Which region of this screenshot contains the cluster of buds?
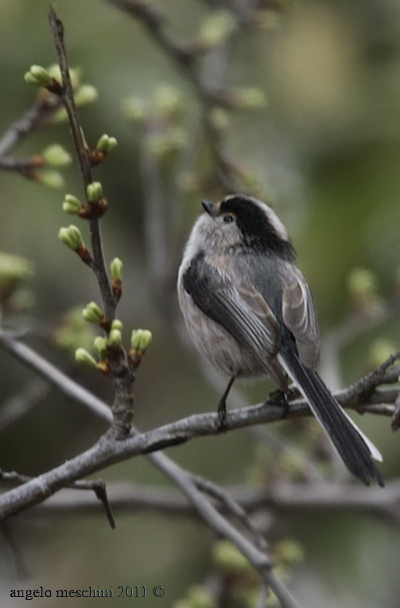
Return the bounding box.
[29,144,72,190]
[196,10,237,52]
[174,584,215,608]
[16,144,71,192]
[122,97,148,124]
[24,64,63,95]
[0,252,34,313]
[50,306,97,355]
[368,338,396,370]
[124,84,186,169]
[90,134,118,166]
[85,181,108,218]
[154,84,184,122]
[61,181,109,220]
[347,268,382,317]
[75,317,152,375]
[42,144,72,168]
[148,128,187,168]
[62,194,83,215]
[24,63,98,125]
[82,301,109,331]
[58,225,92,265]
[75,319,124,375]
[51,84,98,125]
[226,87,267,111]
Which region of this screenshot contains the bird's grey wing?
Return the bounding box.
[182,252,281,362]
[282,265,320,369]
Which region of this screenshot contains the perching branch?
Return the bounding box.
[0,328,398,522]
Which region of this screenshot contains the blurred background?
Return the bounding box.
[1,0,400,606]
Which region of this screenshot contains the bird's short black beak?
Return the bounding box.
[202,200,214,215]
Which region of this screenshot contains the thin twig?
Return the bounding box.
[18,478,400,525]
[48,8,135,437]
[0,377,51,433]
[194,475,268,551]
[0,469,116,528]
[48,8,115,322]
[0,96,62,159]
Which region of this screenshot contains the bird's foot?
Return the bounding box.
[217,398,227,432]
[269,388,290,418]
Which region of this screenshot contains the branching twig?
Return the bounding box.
[194,475,268,551]
[0,469,116,529]
[49,8,135,438]
[49,8,114,321]
[0,96,62,159]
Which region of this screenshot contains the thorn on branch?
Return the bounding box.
[92,480,116,529]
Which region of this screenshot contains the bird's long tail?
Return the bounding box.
[278,344,384,487]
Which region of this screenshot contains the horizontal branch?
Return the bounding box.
[26,478,400,523]
[0,336,397,520]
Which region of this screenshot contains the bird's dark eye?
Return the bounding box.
[223,213,234,224]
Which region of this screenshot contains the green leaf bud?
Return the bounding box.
[47,64,81,89]
[24,65,52,87]
[87,181,103,202]
[0,253,34,284]
[8,288,34,313]
[51,306,96,354]
[93,336,108,359]
[58,225,84,251]
[62,194,81,214]
[24,72,40,85]
[186,586,216,608]
[108,328,122,348]
[231,87,267,110]
[148,127,187,163]
[111,319,123,332]
[110,258,123,280]
[199,10,236,48]
[272,539,304,566]
[122,97,148,123]
[68,225,84,248]
[212,540,251,575]
[51,107,68,124]
[75,348,98,368]
[82,301,103,324]
[368,338,396,369]
[0,253,34,302]
[348,268,376,300]
[209,108,230,132]
[47,64,62,83]
[38,170,65,190]
[96,134,118,153]
[43,144,72,168]
[74,84,98,107]
[130,329,152,354]
[155,84,184,121]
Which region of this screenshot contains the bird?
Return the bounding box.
[177,194,384,487]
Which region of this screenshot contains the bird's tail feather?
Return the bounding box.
[277,348,384,487]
